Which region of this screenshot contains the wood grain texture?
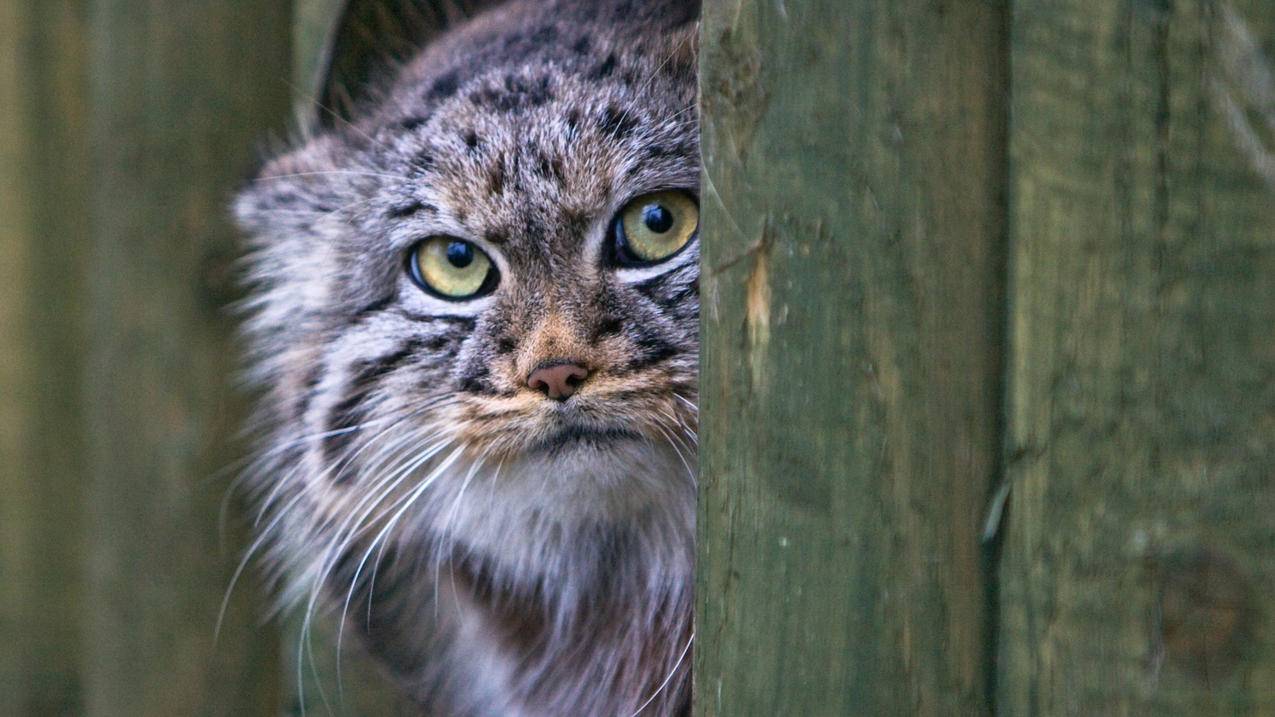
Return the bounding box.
[80,2,293,714]
[997,0,1275,713]
[0,2,90,714]
[695,1,1009,714]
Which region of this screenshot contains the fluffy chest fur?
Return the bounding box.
[234,1,700,714]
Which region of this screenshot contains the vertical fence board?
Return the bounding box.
[0,2,90,714]
[81,2,293,714]
[295,0,346,112]
[999,0,1275,713]
[696,0,1009,713]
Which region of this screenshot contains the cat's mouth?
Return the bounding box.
[528,423,644,453]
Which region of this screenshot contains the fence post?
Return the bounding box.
[0,2,90,714]
[998,1,1275,711]
[696,1,1010,713]
[79,2,292,714]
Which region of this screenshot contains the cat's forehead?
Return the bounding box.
[408,77,694,241]
[345,1,699,258]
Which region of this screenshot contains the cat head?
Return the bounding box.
[234,0,700,567]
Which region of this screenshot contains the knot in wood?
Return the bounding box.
[1158,549,1251,681]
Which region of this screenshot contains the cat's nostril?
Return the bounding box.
[527,361,590,401]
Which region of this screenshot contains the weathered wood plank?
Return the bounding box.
[696,1,1009,713]
[998,0,1275,712]
[296,0,347,109]
[0,2,90,714]
[80,2,294,714]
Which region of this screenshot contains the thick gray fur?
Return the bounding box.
[233,1,700,714]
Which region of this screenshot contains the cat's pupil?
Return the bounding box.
[446,241,475,268]
[642,204,674,233]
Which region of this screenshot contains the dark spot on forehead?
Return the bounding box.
[471,74,555,114]
[572,36,591,54]
[487,160,506,196]
[484,229,507,245]
[412,151,435,173]
[593,54,618,79]
[565,109,581,136]
[428,71,461,101]
[522,216,547,242]
[463,130,482,151]
[598,105,639,139]
[533,150,565,184]
[398,115,430,131]
[530,25,558,44]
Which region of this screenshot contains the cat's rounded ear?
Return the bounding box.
[310,0,508,130]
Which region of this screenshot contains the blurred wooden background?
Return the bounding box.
[0,1,416,714]
[3,1,1274,716]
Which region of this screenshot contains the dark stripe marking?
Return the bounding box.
[322,339,425,479]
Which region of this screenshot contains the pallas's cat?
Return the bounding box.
[233,1,700,713]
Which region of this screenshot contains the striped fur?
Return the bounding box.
[233,1,700,714]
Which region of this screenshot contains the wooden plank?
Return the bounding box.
[298,0,501,127]
[696,1,1009,713]
[80,2,293,714]
[0,2,90,714]
[998,0,1275,712]
[295,0,347,109]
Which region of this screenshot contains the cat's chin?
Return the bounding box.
[475,432,691,520]
[410,433,696,576]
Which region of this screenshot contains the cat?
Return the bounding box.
[233,1,701,713]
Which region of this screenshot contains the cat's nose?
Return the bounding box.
[527,360,590,401]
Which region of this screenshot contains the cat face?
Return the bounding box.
[234,0,700,561]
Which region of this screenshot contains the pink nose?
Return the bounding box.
[527,361,589,401]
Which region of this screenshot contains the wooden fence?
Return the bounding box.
[1,0,1272,715]
[699,0,1275,714]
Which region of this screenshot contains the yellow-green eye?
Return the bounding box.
[612,190,699,265]
[407,237,497,300]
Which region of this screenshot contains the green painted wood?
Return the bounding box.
[296,0,348,110]
[997,0,1275,713]
[80,2,294,714]
[0,2,90,714]
[695,1,1009,714]
[298,0,501,127]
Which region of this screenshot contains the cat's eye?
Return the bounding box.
[407,237,497,300]
[611,190,698,266]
